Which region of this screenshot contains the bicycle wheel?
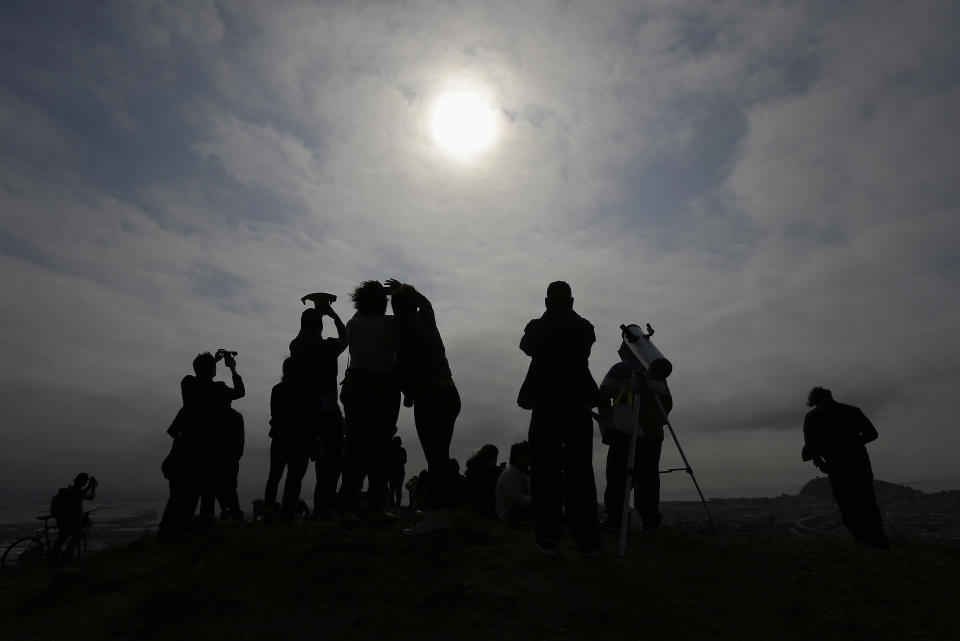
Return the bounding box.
[1,537,44,576]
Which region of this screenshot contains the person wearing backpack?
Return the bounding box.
[50,473,97,564]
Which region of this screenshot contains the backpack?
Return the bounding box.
[49,488,69,520]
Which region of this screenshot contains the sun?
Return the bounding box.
[429,89,498,158]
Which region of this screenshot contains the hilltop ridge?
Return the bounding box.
[1,506,959,641]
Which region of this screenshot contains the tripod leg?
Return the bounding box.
[619,395,642,557]
[655,396,726,548]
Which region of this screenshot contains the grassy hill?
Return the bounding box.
[2,509,958,641]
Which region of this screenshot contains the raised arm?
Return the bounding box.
[223,353,245,400]
[857,409,879,444]
[325,304,348,355]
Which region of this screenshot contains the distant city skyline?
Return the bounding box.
[1,1,959,502]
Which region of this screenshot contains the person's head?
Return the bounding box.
[351,280,388,316]
[300,308,321,332]
[807,386,834,407]
[509,441,530,470]
[469,444,499,468]
[281,357,294,382]
[390,284,418,318]
[73,473,90,487]
[193,352,216,380]
[545,280,573,311]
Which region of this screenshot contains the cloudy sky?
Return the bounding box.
[2,1,958,503]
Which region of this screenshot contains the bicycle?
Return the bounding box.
[1,510,95,576]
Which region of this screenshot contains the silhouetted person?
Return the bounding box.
[159,350,244,541]
[338,281,401,519]
[387,435,407,510]
[388,279,461,535]
[264,358,297,513]
[496,441,532,522]
[518,281,603,555]
[599,340,672,530]
[802,386,888,549]
[50,473,97,564]
[213,403,245,520]
[405,473,422,510]
[465,444,501,517]
[289,295,347,518]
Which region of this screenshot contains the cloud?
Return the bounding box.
[1,0,958,501]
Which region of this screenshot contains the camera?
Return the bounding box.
[214,349,238,362]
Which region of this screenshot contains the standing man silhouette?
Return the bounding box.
[802,386,888,549]
[518,281,603,556]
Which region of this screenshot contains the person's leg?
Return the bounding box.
[528,407,564,546]
[264,438,287,507]
[221,459,242,518]
[367,388,402,513]
[159,478,185,540]
[197,447,218,520]
[844,463,887,548]
[51,525,69,563]
[314,414,344,515]
[633,439,663,529]
[414,386,460,508]
[281,452,310,517]
[60,527,80,562]
[394,477,404,509]
[561,409,602,552]
[603,434,629,526]
[339,401,374,514]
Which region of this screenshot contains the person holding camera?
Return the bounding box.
[159,350,244,541]
[517,281,603,556]
[50,473,97,564]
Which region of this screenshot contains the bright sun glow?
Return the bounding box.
[429,90,498,158]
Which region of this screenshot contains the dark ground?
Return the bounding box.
[1,502,959,641]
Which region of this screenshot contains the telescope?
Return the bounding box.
[620,323,672,379]
[612,322,724,555]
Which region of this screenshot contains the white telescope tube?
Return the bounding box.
[620,324,672,379]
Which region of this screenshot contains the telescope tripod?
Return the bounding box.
[617,370,726,556]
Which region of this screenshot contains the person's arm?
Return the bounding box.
[83,479,97,501]
[801,415,827,471]
[519,320,539,357]
[223,353,245,400]
[316,299,347,355]
[857,409,879,444]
